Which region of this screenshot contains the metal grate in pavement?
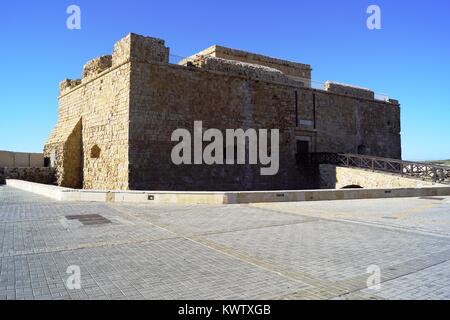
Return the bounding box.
[65,214,112,226]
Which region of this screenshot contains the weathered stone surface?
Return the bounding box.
[59,79,82,95]
[112,33,169,66]
[180,55,300,87]
[320,165,444,189]
[0,167,55,184]
[0,151,44,167]
[82,55,112,80]
[44,33,401,191]
[179,45,312,85]
[324,81,375,100]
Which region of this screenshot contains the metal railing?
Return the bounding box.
[312,153,450,184]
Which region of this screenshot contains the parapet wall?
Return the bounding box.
[112,33,169,66]
[180,45,311,83]
[0,167,55,185]
[324,81,375,100]
[320,165,445,189]
[0,151,44,167]
[83,55,112,80]
[57,33,170,96]
[6,179,450,204]
[183,55,301,86]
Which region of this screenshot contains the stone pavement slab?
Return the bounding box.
[1,185,450,300]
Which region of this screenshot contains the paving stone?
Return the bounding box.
[1,186,450,300]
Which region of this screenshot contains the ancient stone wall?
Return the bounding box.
[129,61,319,191]
[112,33,169,65]
[44,36,135,190]
[319,165,445,189]
[83,55,112,80]
[0,151,44,167]
[0,167,55,185]
[324,81,375,100]
[128,58,400,191]
[313,89,401,158]
[181,55,300,87]
[45,33,401,191]
[180,45,312,84]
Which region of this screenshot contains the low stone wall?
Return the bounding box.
[320,165,446,189]
[0,151,44,167]
[0,168,55,185]
[6,179,450,204]
[182,55,300,86]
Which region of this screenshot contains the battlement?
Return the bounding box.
[59,79,82,95]
[82,55,112,81]
[59,33,171,95]
[324,81,375,100]
[112,33,169,66]
[181,55,300,86]
[179,45,312,85]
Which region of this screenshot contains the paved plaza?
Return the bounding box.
[1,185,450,300]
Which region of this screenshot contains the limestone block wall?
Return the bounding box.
[128,62,319,191]
[180,45,312,84]
[0,151,44,167]
[181,55,300,87]
[60,79,82,95]
[320,165,444,189]
[313,89,401,159]
[0,167,55,185]
[45,33,170,190]
[112,33,169,65]
[83,55,112,80]
[44,33,402,191]
[45,59,132,190]
[80,62,131,190]
[127,58,400,191]
[324,81,375,100]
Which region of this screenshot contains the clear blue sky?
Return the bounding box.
[0,0,449,160]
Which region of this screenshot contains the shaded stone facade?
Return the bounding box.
[44,33,401,191]
[0,167,55,185]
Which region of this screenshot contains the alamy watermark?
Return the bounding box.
[66,265,81,290]
[171,121,280,176]
[367,5,381,30]
[66,5,81,30]
[366,265,381,290]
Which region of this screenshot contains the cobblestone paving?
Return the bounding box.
[1,185,449,300]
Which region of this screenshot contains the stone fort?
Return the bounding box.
[44,33,401,191]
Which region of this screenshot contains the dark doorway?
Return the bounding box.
[296,140,310,166]
[357,145,367,155]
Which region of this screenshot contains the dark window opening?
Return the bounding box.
[90,145,101,159]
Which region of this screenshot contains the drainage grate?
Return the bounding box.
[419,197,445,201]
[65,214,112,226]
